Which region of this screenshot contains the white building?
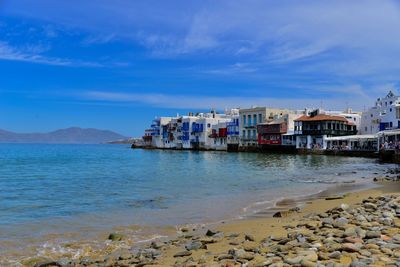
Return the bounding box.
[144,110,236,150]
[360,91,400,135]
[239,107,294,147]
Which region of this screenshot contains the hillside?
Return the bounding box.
[0,127,128,144]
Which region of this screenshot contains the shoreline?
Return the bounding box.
[154,180,400,266]
[14,170,399,267]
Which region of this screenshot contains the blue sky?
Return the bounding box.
[1,0,400,136]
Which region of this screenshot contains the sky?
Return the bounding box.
[1,0,400,136]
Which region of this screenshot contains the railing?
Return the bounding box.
[241,137,258,142]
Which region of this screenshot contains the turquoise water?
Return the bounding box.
[0,144,391,262]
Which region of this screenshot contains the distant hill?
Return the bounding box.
[0,127,128,144]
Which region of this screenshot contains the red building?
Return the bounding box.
[257,122,287,145]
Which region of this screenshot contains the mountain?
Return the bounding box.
[0,127,128,144]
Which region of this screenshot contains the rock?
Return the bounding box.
[300,259,316,267]
[151,241,164,249]
[199,237,217,244]
[273,210,295,217]
[340,255,353,266]
[107,233,123,241]
[174,251,192,257]
[328,251,341,259]
[243,241,259,252]
[325,196,344,200]
[365,231,381,239]
[185,241,206,251]
[205,229,218,236]
[34,261,61,267]
[344,236,363,244]
[363,203,377,210]
[341,243,360,253]
[180,227,189,232]
[234,249,255,260]
[217,254,234,261]
[299,251,318,262]
[245,234,255,241]
[284,256,303,265]
[344,227,357,237]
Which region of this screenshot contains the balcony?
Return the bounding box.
[241,137,258,142]
[301,129,357,136]
[243,123,257,128]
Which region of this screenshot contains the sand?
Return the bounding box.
[153,181,400,266]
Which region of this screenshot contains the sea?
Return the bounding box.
[0,143,394,265]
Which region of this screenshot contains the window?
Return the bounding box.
[243,115,246,125]
[397,107,400,119]
[242,130,246,137]
[365,127,367,132]
[370,114,373,118]
[207,123,211,128]
[258,114,262,123]
[248,115,251,126]
[390,108,393,112]
[390,122,393,128]
[253,114,257,125]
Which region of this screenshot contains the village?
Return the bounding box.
[138,91,400,160]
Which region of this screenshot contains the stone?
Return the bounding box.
[340,255,353,266]
[205,229,218,236]
[234,249,255,260]
[245,234,255,242]
[363,202,377,210]
[243,241,259,252]
[328,251,341,259]
[284,256,303,265]
[185,241,205,251]
[299,251,318,262]
[300,259,316,267]
[341,243,360,252]
[217,254,234,261]
[107,233,123,241]
[173,251,192,257]
[151,241,164,249]
[325,196,344,200]
[34,261,61,267]
[365,231,381,239]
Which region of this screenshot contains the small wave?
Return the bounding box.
[291,178,339,184]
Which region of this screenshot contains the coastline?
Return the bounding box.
[154,180,400,266]
[18,173,400,267]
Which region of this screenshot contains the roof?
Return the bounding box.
[294,114,349,123]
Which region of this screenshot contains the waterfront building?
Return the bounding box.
[226,116,240,151]
[143,110,235,150]
[360,91,400,134]
[294,110,357,150]
[239,107,294,148]
[257,113,303,150]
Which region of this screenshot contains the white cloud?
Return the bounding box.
[79,88,388,111]
[0,41,102,67]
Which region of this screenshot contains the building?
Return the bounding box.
[239,107,294,148]
[143,110,236,150]
[294,110,357,150]
[257,113,303,150]
[360,91,400,134]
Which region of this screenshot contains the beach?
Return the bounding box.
[25,177,400,267]
[1,145,399,266]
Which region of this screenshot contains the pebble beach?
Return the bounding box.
[27,174,400,267]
